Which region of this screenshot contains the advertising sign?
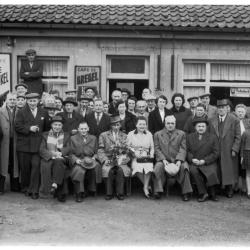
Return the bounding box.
[0,53,11,96]
[230,87,250,97]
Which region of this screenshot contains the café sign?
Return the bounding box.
[230,87,250,97]
[0,53,11,96]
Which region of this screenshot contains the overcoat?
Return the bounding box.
[86,112,110,138]
[206,105,217,119]
[186,132,219,185]
[0,106,12,177]
[170,106,192,131]
[97,130,131,178]
[210,113,241,186]
[69,132,102,183]
[20,60,43,95]
[15,105,46,153]
[148,107,173,135]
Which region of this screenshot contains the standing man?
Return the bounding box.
[65,89,77,100]
[20,49,43,95]
[16,94,27,110]
[108,89,122,115]
[142,88,152,100]
[15,93,46,199]
[85,87,96,99]
[0,93,19,193]
[135,100,149,121]
[210,99,241,198]
[15,83,28,96]
[199,92,217,119]
[153,115,193,201]
[127,96,137,115]
[145,94,157,113]
[187,96,199,117]
[76,94,92,119]
[121,88,131,102]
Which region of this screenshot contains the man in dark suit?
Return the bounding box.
[57,97,84,135]
[76,94,92,119]
[108,89,122,115]
[15,93,46,199]
[20,49,43,95]
[86,99,110,138]
[148,95,172,135]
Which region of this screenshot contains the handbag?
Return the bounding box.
[136,157,154,163]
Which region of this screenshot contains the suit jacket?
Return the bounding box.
[148,107,173,135]
[20,60,43,94]
[69,132,98,165]
[121,111,137,134]
[170,106,193,131]
[154,128,186,163]
[15,105,46,153]
[206,105,217,119]
[108,102,117,115]
[75,106,92,119]
[86,112,110,138]
[57,111,84,133]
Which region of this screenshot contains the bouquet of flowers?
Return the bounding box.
[108,145,134,167]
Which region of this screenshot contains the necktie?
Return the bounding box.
[68,113,72,119]
[96,113,100,125]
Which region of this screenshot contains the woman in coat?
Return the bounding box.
[127,116,154,198]
[187,117,220,202]
[39,116,71,202]
[170,93,192,131]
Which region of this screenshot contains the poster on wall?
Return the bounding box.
[0,53,11,96]
[75,66,101,100]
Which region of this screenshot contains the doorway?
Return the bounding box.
[108,79,149,101]
[210,86,250,107]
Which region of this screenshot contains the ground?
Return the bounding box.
[0,189,250,246]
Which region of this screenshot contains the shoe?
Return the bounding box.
[210,195,219,202]
[154,193,161,200]
[226,186,233,198]
[75,193,83,203]
[24,191,31,197]
[58,194,66,202]
[80,192,87,199]
[31,193,39,200]
[105,195,113,200]
[117,194,124,200]
[182,194,190,201]
[198,193,209,202]
[143,188,151,199]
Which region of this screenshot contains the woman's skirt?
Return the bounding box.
[131,159,153,175]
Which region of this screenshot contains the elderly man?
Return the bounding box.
[210,99,241,198]
[0,93,19,193]
[20,49,43,95]
[187,117,220,202]
[187,96,199,117]
[142,88,152,100]
[153,115,193,201]
[199,92,217,119]
[15,93,46,199]
[135,100,149,121]
[65,89,77,100]
[145,94,156,113]
[70,122,100,202]
[16,94,26,110]
[98,115,130,200]
[108,89,122,115]
[76,94,92,119]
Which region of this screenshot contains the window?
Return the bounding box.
[183,63,206,82]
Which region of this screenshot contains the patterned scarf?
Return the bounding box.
[47,129,64,152]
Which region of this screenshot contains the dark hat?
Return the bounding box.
[26,92,40,99]
[80,94,92,101]
[199,92,211,99]
[110,115,121,124]
[51,116,64,124]
[63,97,78,107]
[85,87,96,92]
[187,96,199,102]
[65,89,77,94]
[79,156,97,170]
[216,99,228,107]
[16,93,26,99]
[192,117,209,126]
[44,102,59,110]
[25,49,36,55]
[15,83,28,90]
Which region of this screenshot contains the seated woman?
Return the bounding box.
[186,117,220,202]
[39,116,71,202]
[127,116,154,198]
[69,121,100,203]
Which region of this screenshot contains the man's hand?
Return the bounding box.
[192,159,200,165]
[232,151,236,157]
[176,160,181,168]
[199,160,205,165]
[30,126,39,132]
[76,159,82,165]
[163,159,169,165]
[24,72,30,75]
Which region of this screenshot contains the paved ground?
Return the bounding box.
[0,189,250,246]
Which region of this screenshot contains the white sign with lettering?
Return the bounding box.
[230,87,250,97]
[0,54,11,96]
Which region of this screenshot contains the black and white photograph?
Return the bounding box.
[0,0,250,247]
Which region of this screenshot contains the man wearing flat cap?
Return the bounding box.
[85,87,96,99]
[20,49,43,95]
[187,117,220,202]
[187,96,199,117]
[76,94,92,119]
[199,92,217,119]
[57,97,84,135]
[145,94,157,113]
[43,102,60,131]
[15,92,46,199]
[121,88,131,102]
[15,83,28,96]
[210,99,241,198]
[65,89,77,100]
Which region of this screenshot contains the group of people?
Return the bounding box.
[0,49,250,203]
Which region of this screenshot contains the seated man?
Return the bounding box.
[39,116,71,202]
[153,115,193,201]
[98,115,131,200]
[69,122,100,202]
[187,117,220,202]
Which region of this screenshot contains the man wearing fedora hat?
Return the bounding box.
[69,122,100,202]
[15,92,46,199]
[57,97,84,135]
[187,117,220,202]
[199,92,217,119]
[210,99,241,198]
[98,115,131,200]
[39,116,71,202]
[16,94,26,110]
[20,49,43,95]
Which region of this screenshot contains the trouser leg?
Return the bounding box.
[29,153,40,194]
[177,165,193,195]
[246,169,250,195]
[52,159,66,185]
[18,152,31,192]
[115,167,124,195]
[153,162,166,193]
[189,165,207,195]
[85,168,96,192]
[106,168,115,195]
[0,175,6,192]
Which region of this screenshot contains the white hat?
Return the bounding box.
[164,162,180,176]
